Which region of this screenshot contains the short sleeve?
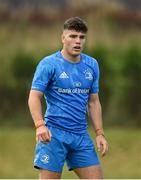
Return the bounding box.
[31,59,54,93]
[90,60,100,94]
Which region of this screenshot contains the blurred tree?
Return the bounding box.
[12,52,36,81]
[12,52,37,107]
[122,45,141,126]
[88,46,112,113]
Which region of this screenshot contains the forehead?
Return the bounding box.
[63,30,86,36]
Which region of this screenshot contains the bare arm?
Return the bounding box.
[88,93,108,156]
[88,93,103,131]
[28,90,51,142]
[28,90,44,124]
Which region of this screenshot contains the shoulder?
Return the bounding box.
[81,53,99,69]
[37,51,60,71]
[39,52,58,66]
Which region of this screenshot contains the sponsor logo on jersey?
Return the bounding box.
[58,88,89,94]
[59,72,69,79]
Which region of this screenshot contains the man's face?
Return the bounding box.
[61,30,86,57]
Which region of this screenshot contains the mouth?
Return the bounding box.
[73,46,81,51]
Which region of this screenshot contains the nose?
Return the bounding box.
[76,37,81,44]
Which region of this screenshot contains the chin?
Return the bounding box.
[72,51,81,57]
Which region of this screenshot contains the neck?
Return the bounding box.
[61,49,80,63]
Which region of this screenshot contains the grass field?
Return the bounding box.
[0,127,141,179]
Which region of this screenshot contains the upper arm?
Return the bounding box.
[28,90,44,101]
[88,93,100,107]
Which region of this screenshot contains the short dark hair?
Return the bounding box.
[63,17,88,33]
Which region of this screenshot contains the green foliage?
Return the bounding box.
[88,46,112,107]
[12,51,37,100]
[12,52,36,81]
[0,52,37,120]
[88,45,141,127]
[121,46,141,125]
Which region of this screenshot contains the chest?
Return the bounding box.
[53,63,94,89]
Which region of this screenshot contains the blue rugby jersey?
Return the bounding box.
[31,51,99,134]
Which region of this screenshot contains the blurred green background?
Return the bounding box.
[0,0,141,178]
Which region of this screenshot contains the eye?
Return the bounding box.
[80,35,85,39]
[70,35,77,38]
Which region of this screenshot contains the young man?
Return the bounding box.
[28,17,108,179]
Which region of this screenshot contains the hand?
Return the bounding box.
[96,134,108,157]
[36,125,52,143]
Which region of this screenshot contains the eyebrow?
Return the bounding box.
[69,34,86,38]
